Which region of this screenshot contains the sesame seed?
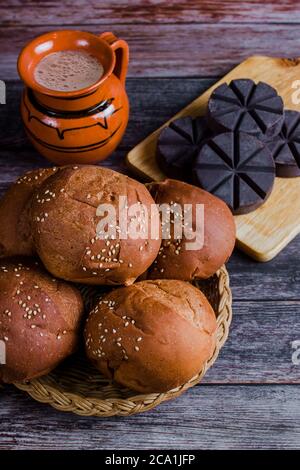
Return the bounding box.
[31,325,36,329]
[135,346,140,352]
[112,329,116,334]
[125,321,129,327]
[137,337,142,342]
[4,336,8,341]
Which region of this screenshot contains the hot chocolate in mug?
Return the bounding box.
[18,30,129,165]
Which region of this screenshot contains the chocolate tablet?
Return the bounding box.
[193,132,275,215]
[207,79,284,141]
[267,110,300,177]
[156,116,211,181]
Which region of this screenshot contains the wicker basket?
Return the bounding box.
[14,266,232,417]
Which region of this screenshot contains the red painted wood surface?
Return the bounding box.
[2,1,300,25]
[1,24,300,79]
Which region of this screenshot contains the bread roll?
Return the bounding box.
[84,279,217,393]
[0,258,84,383]
[147,179,236,280]
[0,168,57,258]
[31,165,161,285]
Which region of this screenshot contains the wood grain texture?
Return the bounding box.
[2,1,300,25]
[2,24,300,79]
[0,385,300,449]
[127,56,300,262]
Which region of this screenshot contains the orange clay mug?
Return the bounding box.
[17,30,129,165]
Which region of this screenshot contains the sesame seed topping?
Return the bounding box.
[135,346,140,352]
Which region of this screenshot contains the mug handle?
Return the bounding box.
[100,32,129,85]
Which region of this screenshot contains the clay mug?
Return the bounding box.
[17,30,129,165]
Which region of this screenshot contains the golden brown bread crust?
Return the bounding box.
[147,179,236,280]
[0,258,84,383]
[31,165,161,285]
[84,279,217,393]
[0,168,58,258]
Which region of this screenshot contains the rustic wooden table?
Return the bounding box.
[0,1,300,450]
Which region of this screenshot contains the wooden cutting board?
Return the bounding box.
[127,55,300,262]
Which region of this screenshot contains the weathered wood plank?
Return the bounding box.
[2,1,300,25]
[203,301,300,383]
[1,24,300,79]
[0,385,299,449]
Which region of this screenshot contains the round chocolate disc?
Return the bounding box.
[193,132,275,215]
[156,116,211,181]
[207,79,284,141]
[268,110,300,177]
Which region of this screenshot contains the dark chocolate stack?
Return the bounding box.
[156,78,299,215]
[157,116,211,182]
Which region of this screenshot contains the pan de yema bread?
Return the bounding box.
[147,179,236,280]
[0,168,57,258]
[84,279,217,393]
[0,258,83,383]
[31,166,161,286]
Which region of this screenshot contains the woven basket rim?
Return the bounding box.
[14,265,232,417]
